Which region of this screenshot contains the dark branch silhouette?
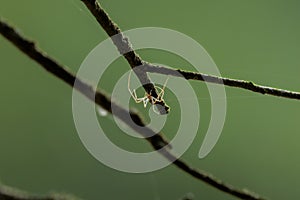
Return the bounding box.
[0,183,78,200]
[0,193,53,200]
[145,64,300,100]
[80,0,169,114]
[80,0,300,102]
[0,19,266,200]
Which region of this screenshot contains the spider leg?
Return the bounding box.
[127,70,135,98]
[128,69,166,110]
[128,70,143,103]
[129,88,143,104]
[132,89,144,103]
[160,76,169,98]
[154,76,169,101]
[142,95,149,108]
[155,86,164,100]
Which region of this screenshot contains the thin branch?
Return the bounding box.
[0,183,78,200]
[0,192,53,200]
[80,0,169,114]
[80,0,300,102]
[0,19,266,200]
[145,64,300,100]
[0,18,169,149]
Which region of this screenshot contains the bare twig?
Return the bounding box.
[145,64,300,100]
[0,18,169,149]
[0,19,266,200]
[80,0,169,114]
[0,192,53,200]
[0,183,78,200]
[80,0,300,102]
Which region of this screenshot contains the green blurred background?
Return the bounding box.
[1,0,300,199]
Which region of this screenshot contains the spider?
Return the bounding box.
[128,70,169,114]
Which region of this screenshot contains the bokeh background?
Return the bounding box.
[1,0,300,199]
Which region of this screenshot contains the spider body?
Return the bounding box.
[128,71,168,114]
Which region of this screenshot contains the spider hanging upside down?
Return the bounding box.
[127,70,169,115]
